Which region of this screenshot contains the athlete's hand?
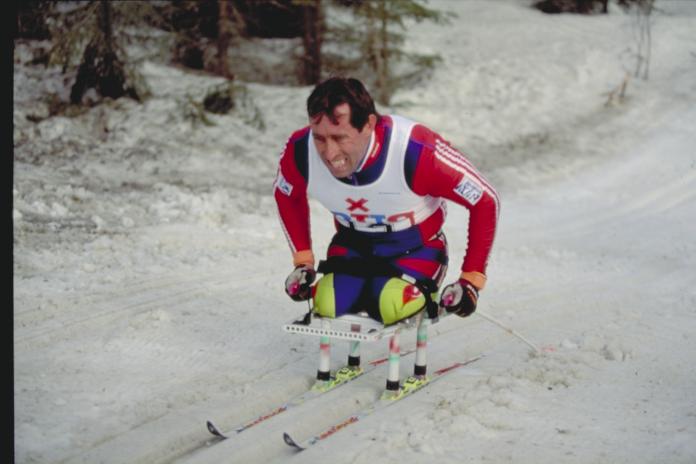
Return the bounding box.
[284,265,316,301]
[438,279,478,317]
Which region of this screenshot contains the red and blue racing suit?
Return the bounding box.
[274,115,499,321]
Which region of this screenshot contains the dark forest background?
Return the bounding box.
[15,0,653,111]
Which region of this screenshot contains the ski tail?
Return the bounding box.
[283,432,305,450]
[206,420,227,439]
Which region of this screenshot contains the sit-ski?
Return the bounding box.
[282,307,448,399]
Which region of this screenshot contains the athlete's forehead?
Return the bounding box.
[310,103,352,127]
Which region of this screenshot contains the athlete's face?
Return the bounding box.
[310,103,376,178]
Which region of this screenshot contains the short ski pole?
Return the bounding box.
[475,309,540,354]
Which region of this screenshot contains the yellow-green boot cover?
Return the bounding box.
[379,278,426,325]
[313,273,336,318]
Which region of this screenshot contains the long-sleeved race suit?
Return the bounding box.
[274,115,499,322]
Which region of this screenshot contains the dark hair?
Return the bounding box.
[306,77,378,130]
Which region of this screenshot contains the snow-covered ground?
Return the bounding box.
[13,1,696,463]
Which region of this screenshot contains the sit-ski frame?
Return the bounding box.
[283,310,443,394]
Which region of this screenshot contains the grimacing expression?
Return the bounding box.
[310,103,376,178]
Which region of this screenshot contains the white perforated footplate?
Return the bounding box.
[282,312,423,341]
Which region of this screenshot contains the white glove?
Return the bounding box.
[284,265,316,301]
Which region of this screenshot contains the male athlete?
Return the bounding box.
[274,77,499,325]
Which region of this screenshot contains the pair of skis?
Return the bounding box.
[205,347,419,439]
[206,353,483,451]
[282,356,482,450]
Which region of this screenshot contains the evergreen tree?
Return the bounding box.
[70,1,136,103]
[330,0,448,105]
[47,1,156,104]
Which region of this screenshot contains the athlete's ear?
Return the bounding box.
[364,114,377,132]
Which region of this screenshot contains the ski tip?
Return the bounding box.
[283,432,304,450]
[206,420,227,439]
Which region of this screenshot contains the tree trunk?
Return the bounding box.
[301,0,323,85]
[217,0,234,79]
[375,0,390,105]
[99,0,113,53]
